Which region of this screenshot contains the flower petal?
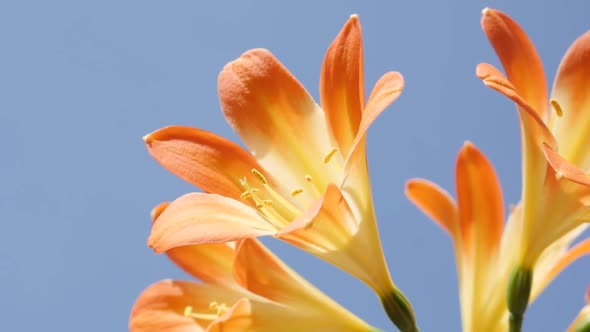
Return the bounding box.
[533,230,590,298]
[144,126,269,201]
[456,142,504,256]
[129,280,242,332]
[151,203,236,286]
[278,184,392,294]
[550,31,590,169]
[148,193,275,253]
[233,238,340,311]
[405,178,458,237]
[218,48,335,192]
[341,72,404,226]
[481,8,549,120]
[320,15,364,155]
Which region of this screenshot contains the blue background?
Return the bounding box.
[2,1,588,331]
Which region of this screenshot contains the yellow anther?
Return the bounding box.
[251,169,268,184]
[291,188,304,197]
[184,306,194,317]
[209,302,218,310]
[550,98,563,117]
[256,203,264,209]
[323,148,339,164]
[263,200,273,205]
[240,191,251,199]
[305,174,313,182]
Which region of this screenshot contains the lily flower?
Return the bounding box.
[406,143,590,332]
[476,9,590,324]
[129,203,380,332]
[567,287,590,332]
[143,15,417,331]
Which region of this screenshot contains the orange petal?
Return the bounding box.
[481,8,548,120]
[543,144,590,187]
[218,49,334,191]
[455,142,504,255]
[232,238,319,307]
[341,72,404,222]
[550,31,590,168]
[320,15,364,155]
[542,238,590,293]
[144,126,268,201]
[148,193,275,253]
[129,280,242,332]
[405,178,458,237]
[151,202,236,286]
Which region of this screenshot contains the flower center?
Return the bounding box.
[183,302,229,321]
[240,147,343,231]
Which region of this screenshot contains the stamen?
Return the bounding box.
[240,191,251,199]
[183,305,219,321]
[291,188,304,197]
[263,200,273,206]
[251,169,268,184]
[550,98,563,117]
[323,148,339,164]
[304,174,322,197]
[242,178,290,229]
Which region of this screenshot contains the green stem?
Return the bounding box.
[508,313,523,332]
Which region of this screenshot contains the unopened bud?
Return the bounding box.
[380,288,419,332]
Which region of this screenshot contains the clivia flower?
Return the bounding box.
[475,7,590,327]
[406,143,590,332]
[143,15,417,331]
[129,203,381,332]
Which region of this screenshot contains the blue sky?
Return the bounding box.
[2,1,589,331]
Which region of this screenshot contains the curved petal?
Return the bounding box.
[481,8,548,120]
[151,202,236,286]
[405,178,458,237]
[279,184,391,294]
[148,193,275,253]
[551,31,590,169]
[144,126,269,201]
[340,72,404,226]
[535,237,590,298]
[218,48,335,192]
[320,15,364,155]
[129,280,242,332]
[456,142,504,256]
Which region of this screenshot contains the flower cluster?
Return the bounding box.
[132,9,590,332]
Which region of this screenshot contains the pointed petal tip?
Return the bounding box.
[481,7,494,16]
[349,13,359,20]
[142,133,152,144]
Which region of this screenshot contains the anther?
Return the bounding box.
[263,200,273,206]
[251,169,268,184]
[323,148,339,164]
[291,188,304,197]
[240,191,251,199]
[184,306,194,317]
[550,98,563,117]
[305,174,313,182]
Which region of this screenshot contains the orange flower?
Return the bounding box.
[129,203,380,332]
[143,15,417,331]
[476,8,590,269]
[567,287,590,332]
[406,143,590,332]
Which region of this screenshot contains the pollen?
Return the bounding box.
[251,169,268,184]
[323,148,339,164]
[291,188,304,197]
[550,98,563,117]
[305,174,313,182]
